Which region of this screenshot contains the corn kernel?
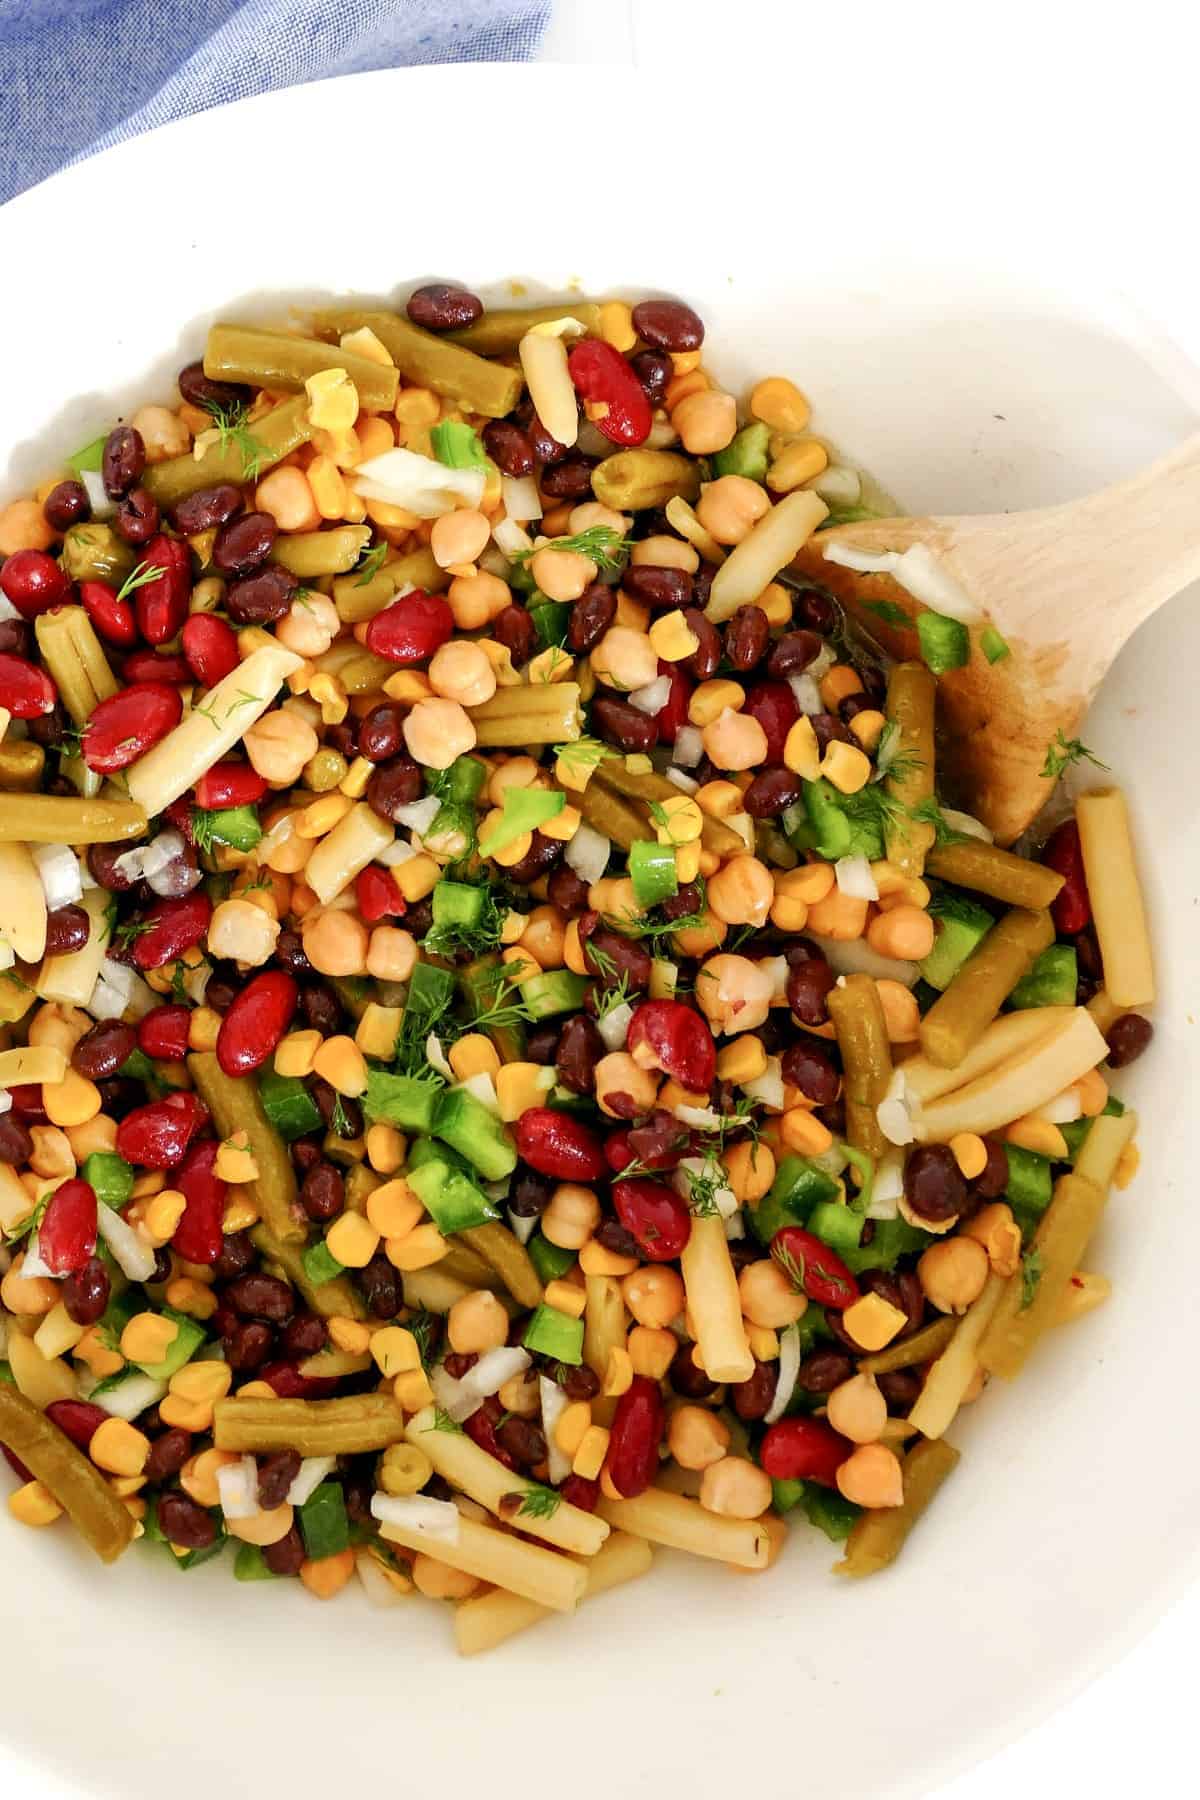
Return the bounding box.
[327,1316,372,1355]
[767,439,829,493]
[8,1479,62,1527]
[158,1395,211,1432]
[276,1028,322,1079]
[365,1122,405,1176]
[339,755,374,800]
[694,779,744,819]
[75,1326,124,1378]
[305,367,359,433]
[370,1326,421,1378]
[849,708,887,753]
[496,1062,556,1122]
[539,803,581,843]
[603,1346,634,1397]
[579,1239,638,1277]
[746,1323,780,1361]
[572,1424,610,1482]
[688,679,744,727]
[783,716,821,779]
[296,793,354,840]
[448,1035,501,1083]
[543,1278,588,1319]
[652,793,703,846]
[382,669,434,705]
[366,1177,422,1240]
[949,1132,989,1181]
[1005,1116,1069,1161]
[170,1359,233,1404]
[821,740,872,795]
[779,1108,835,1156]
[42,1069,101,1129]
[392,854,440,903]
[214,1131,259,1184]
[394,386,439,429]
[649,610,699,662]
[120,1312,179,1367]
[750,376,811,435]
[599,301,637,352]
[674,841,702,884]
[384,1223,447,1272]
[90,1417,150,1478]
[842,1293,907,1353]
[165,1277,219,1320]
[393,1367,434,1412]
[716,1035,768,1084]
[312,1034,368,1098]
[143,1188,186,1247]
[554,1401,592,1457]
[325,1211,382,1270]
[627,1325,676,1380]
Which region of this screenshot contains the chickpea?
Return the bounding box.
[403,697,477,770]
[587,875,637,919]
[227,1503,295,1547]
[66,1114,118,1160]
[366,925,418,982]
[699,1454,772,1519]
[770,870,812,933]
[0,500,54,554]
[430,508,491,570]
[487,756,543,806]
[630,534,699,574]
[255,466,320,532]
[827,1372,888,1445]
[207,896,280,967]
[411,1555,480,1601]
[447,569,511,630]
[1,1253,58,1316]
[694,953,774,1035]
[496,1369,540,1418]
[961,1202,1023,1279]
[595,1051,660,1119]
[276,592,340,658]
[866,904,935,962]
[428,641,496,708]
[28,1002,89,1055]
[622,1265,685,1329]
[805,886,869,941]
[917,1235,990,1313]
[447,1289,509,1356]
[875,978,921,1044]
[696,475,771,547]
[301,909,369,977]
[541,1183,601,1251]
[586,626,657,693]
[702,707,768,772]
[724,1140,775,1206]
[28,1126,75,1181]
[130,404,190,462]
[707,855,775,928]
[244,710,320,787]
[836,1443,904,1509]
[738,1256,808,1329]
[673,391,738,455]
[568,501,628,538]
[750,376,811,435]
[520,905,566,970]
[668,1404,731,1471]
[530,546,597,603]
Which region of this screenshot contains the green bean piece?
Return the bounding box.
[834,1437,960,1577]
[577,779,652,853]
[827,974,892,1158]
[331,546,447,624]
[0,793,147,844]
[438,1241,510,1294]
[446,301,602,354]
[213,1394,406,1455]
[143,395,315,508]
[919,907,1055,1069]
[925,841,1065,910]
[858,1315,956,1374]
[0,1385,135,1563]
[188,1052,303,1244]
[271,525,372,579]
[591,449,700,512]
[60,524,137,587]
[883,662,936,877]
[313,307,523,418]
[459,1222,544,1310]
[590,762,744,859]
[978,1170,1109,1380]
[203,324,399,411]
[0,741,44,791]
[250,1226,366,1321]
[35,607,118,725]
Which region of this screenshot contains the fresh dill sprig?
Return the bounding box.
[1019,1248,1044,1311]
[114,559,166,605]
[353,542,389,587]
[553,737,612,778]
[909,795,969,847]
[330,1094,352,1137]
[422,881,505,959]
[424,1407,465,1435]
[516,1483,562,1520]
[680,1158,725,1218]
[189,809,218,855]
[516,524,630,574]
[208,403,273,482]
[593,970,633,1021]
[407,1310,438,1371]
[1040,731,1108,782]
[113,916,154,951]
[605,879,707,946]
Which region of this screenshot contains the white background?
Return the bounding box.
[2,4,1196,1797]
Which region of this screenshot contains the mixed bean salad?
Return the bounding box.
[0,287,1154,1649]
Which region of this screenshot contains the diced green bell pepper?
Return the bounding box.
[712,421,769,482]
[234,1543,278,1581]
[749,1155,841,1245]
[67,434,106,476]
[1009,944,1078,1009]
[259,1068,323,1142]
[199,805,261,852]
[802,778,853,860]
[523,1303,584,1364]
[528,1232,576,1285]
[805,1200,864,1263]
[917,610,970,675]
[801,1484,860,1542]
[298,1480,350,1560]
[519,970,589,1020]
[363,1068,441,1135]
[82,1150,134,1211]
[529,600,570,649]
[430,879,488,936]
[771,1476,807,1515]
[433,1086,517,1181]
[920,897,994,991]
[431,420,487,470]
[629,839,679,909]
[407,1159,499,1235]
[1004,1143,1054,1228]
[302,1241,346,1288]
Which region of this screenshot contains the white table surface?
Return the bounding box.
[3,4,1195,1796]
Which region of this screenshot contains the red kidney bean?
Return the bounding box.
[795,1349,855,1395]
[282,1314,328,1359]
[759,1415,851,1486]
[626,999,716,1092]
[0,548,71,618]
[259,1360,339,1400]
[795,588,838,634]
[743,680,800,762]
[7,1084,47,1121]
[157,1491,217,1550]
[627,1109,691,1171]
[593,693,658,753]
[682,607,720,680]
[102,425,145,499]
[630,349,672,404]
[464,1396,518,1470]
[1106,1012,1154,1067]
[170,1139,227,1261]
[780,1040,840,1106]
[613,1177,692,1261]
[903,1144,968,1224]
[178,361,250,415]
[546,865,589,914]
[631,299,704,351]
[767,630,822,679]
[144,1427,193,1483]
[224,1319,274,1371]
[482,419,535,476]
[744,765,804,818]
[1043,818,1091,935]
[653,659,691,743]
[0,618,30,658]
[130,892,211,970]
[567,582,616,654]
[540,455,595,500]
[604,1375,664,1498]
[72,1020,136,1081]
[559,1473,599,1512]
[172,483,243,536]
[730,1358,777,1419]
[771,1226,859,1310]
[217,969,298,1078]
[514,1107,607,1180]
[138,1004,191,1062]
[37,1179,98,1275]
[527,412,569,466]
[724,604,770,672]
[226,564,296,625]
[504,830,565,886]
[496,1414,547,1471]
[123,649,192,686]
[0,653,56,719]
[786,951,837,1027]
[365,590,454,664]
[406,283,484,331]
[0,1114,32,1164]
[181,612,239,688]
[118,1092,209,1170]
[840,691,876,726]
[45,1398,110,1452]
[213,511,277,576]
[355,864,404,924]
[972,1139,1009,1201]
[194,759,267,809]
[115,487,160,547]
[44,905,90,957]
[567,340,652,445]
[82,681,181,772]
[43,480,91,532]
[555,1014,603,1095]
[486,603,531,666]
[300,1162,343,1224]
[79,578,137,648]
[622,564,691,610]
[135,535,191,643]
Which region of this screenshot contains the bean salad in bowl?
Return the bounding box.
[0,283,1154,1651]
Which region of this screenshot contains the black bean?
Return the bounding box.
[0,1114,33,1165]
[510,1172,552,1218]
[556,1014,603,1095]
[359,1254,402,1319]
[177,361,250,415]
[156,1492,216,1550]
[301,1162,344,1223]
[540,455,593,500]
[212,1232,257,1283]
[494,604,536,665]
[62,1256,109,1326]
[786,953,836,1026]
[631,299,704,352]
[225,564,295,625]
[1105,1013,1153,1068]
[593,694,658,753]
[725,604,769,672]
[623,565,692,610]
[275,929,312,977]
[781,1041,840,1107]
[682,607,720,679]
[567,582,616,653]
[730,1359,777,1420]
[744,766,804,818]
[547,865,590,914]
[144,1428,193,1484]
[282,1315,327,1358]
[222,1320,274,1370]
[794,589,839,635]
[44,905,90,957]
[226,1274,294,1323]
[796,1349,855,1393]
[262,1524,307,1576]
[669,1340,717,1398]
[767,630,821,679]
[630,349,672,403]
[903,1144,968,1224]
[524,1021,562,1065]
[504,831,564,885]
[258,1450,302,1511]
[366,755,424,819]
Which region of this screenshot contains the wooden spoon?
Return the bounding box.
[789,433,1200,844]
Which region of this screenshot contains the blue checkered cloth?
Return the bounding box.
[0,0,551,203]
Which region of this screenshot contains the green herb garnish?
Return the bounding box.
[353,542,389,586]
[1019,1248,1044,1310]
[863,598,912,628]
[553,737,613,778]
[424,1407,465,1435]
[209,403,273,482]
[1040,731,1108,782]
[516,1483,562,1520]
[114,560,165,605]
[516,524,630,574]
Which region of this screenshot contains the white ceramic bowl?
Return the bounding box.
[0,63,1196,1800]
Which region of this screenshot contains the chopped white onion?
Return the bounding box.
[378,839,419,868]
[507,1208,536,1245]
[81,468,116,520]
[431,1363,479,1425]
[32,843,83,911]
[352,448,485,519]
[672,725,704,768]
[867,1150,906,1220]
[877,1066,917,1148]
[597,1001,632,1052]
[492,518,533,560]
[1036,1088,1084,1126]
[500,475,542,523]
[629,675,671,717]
[0,1090,11,1116]
[97,1200,157,1281]
[425,1034,455,1080]
[370,1492,461,1543]
[217,1456,260,1520]
[393,795,442,835]
[811,933,919,987]
[20,1234,57,1280]
[809,465,862,507]
[461,1071,501,1116]
[822,540,982,625]
[462,1345,531,1401]
[287,1456,336,1507]
[94,1373,167,1421]
[674,1103,726,1132]
[726,811,755,853]
[742,1057,785,1112]
[665,767,699,794]
[835,854,879,901]
[87,956,140,1022]
[540,1374,572,1484]
[765,1323,803,1424]
[355,1547,408,1607]
[564,822,610,886]
[941,807,994,843]
[787,672,824,715]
